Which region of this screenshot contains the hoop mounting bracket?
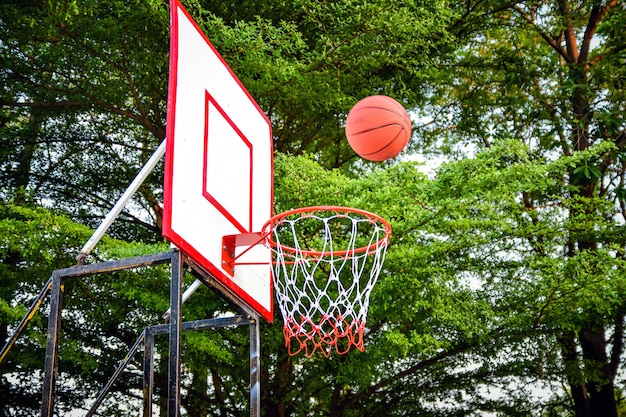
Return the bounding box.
[221,232,264,277]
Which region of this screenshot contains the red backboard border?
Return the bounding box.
[163,0,273,322]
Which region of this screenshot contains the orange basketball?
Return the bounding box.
[345,95,412,162]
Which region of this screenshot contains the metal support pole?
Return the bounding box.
[162,279,202,321]
[77,140,166,262]
[168,250,183,416]
[250,315,261,417]
[0,277,52,364]
[143,329,155,417]
[41,273,64,417]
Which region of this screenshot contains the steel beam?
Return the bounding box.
[167,250,183,416]
[40,272,63,417]
[143,330,155,417]
[250,315,261,417]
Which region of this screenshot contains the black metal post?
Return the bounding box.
[41,272,64,417]
[250,315,260,417]
[143,329,155,417]
[168,250,183,416]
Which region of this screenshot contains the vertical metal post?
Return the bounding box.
[168,250,183,416]
[250,315,261,417]
[143,329,155,417]
[41,273,64,417]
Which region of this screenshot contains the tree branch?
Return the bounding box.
[340,340,474,411]
[558,0,579,63]
[0,99,89,109]
[580,0,618,64]
[590,43,626,67]
[599,130,626,173]
[512,5,571,62]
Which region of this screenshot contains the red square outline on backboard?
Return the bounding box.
[162,0,273,322]
[202,90,254,234]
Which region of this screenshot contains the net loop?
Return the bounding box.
[263,206,391,357]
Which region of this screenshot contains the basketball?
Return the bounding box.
[345,95,412,162]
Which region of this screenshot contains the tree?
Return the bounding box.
[412,1,626,416]
[193,0,454,167]
[0,0,170,240]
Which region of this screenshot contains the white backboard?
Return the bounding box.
[163,0,273,322]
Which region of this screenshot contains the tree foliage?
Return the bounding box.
[411,1,626,416]
[0,200,174,416]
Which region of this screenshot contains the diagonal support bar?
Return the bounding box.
[0,277,52,364]
[85,330,147,417]
[77,140,166,263]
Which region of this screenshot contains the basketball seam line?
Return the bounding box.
[361,128,407,156]
[350,122,405,136]
[352,106,405,115]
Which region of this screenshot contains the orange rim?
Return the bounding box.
[262,206,391,258]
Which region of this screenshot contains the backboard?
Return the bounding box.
[163,0,273,322]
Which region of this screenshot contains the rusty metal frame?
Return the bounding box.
[38,249,261,417]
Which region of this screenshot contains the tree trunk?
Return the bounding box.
[560,325,620,417]
[263,350,293,417]
[579,327,618,417]
[558,333,590,417]
[561,6,620,412]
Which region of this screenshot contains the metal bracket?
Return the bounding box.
[221,232,264,277]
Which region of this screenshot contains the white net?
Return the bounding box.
[263,207,390,357]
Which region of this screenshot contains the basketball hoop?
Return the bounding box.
[262,206,391,358]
